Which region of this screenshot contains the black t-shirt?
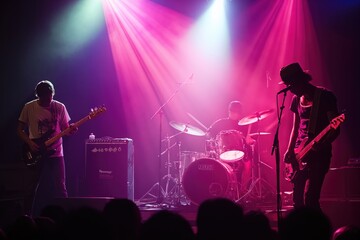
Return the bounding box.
[207,117,248,139]
[290,87,339,165]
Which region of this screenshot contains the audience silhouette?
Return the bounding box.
[196,197,244,240]
[242,209,279,240]
[59,206,111,240]
[140,209,195,240]
[0,228,7,240]
[33,216,58,240]
[332,225,360,240]
[0,197,358,240]
[40,204,67,226]
[4,215,38,240]
[103,198,142,240]
[279,206,333,240]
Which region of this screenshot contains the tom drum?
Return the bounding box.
[217,130,245,162]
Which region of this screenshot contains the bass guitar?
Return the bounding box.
[284,113,345,182]
[23,106,106,167]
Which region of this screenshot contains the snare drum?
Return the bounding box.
[216,130,245,162]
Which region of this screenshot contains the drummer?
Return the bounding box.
[207,100,255,145]
[207,100,255,193]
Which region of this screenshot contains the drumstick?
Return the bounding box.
[187,112,208,131]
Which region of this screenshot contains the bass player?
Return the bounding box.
[280,63,342,211]
[17,80,78,216]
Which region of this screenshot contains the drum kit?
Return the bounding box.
[138,109,275,207]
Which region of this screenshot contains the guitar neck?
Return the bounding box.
[297,124,331,160]
[44,115,91,147]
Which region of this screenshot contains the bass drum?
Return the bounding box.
[177,151,206,180]
[182,158,238,205]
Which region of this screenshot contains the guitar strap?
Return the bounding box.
[308,87,322,137]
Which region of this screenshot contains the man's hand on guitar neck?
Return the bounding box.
[65,123,78,136]
[62,123,79,136]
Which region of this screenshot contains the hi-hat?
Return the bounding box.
[238,109,274,126]
[169,121,206,136]
[248,132,271,137]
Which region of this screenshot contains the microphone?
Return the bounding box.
[277,85,292,94]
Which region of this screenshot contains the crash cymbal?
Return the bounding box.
[169,121,206,136]
[248,132,271,137]
[238,109,274,126]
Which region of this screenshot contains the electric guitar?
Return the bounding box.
[22,106,107,167]
[284,113,345,182]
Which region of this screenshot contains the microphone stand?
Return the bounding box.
[150,74,193,206]
[271,91,287,228]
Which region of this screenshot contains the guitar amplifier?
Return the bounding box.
[84,138,134,200]
[321,166,360,199]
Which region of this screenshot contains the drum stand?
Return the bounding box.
[137,133,189,208]
[140,75,192,208]
[237,121,275,204]
[163,141,191,207]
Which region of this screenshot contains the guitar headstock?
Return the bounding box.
[89,106,107,119]
[330,113,345,130]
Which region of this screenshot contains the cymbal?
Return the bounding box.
[238,109,274,126]
[169,121,206,136]
[248,132,271,137]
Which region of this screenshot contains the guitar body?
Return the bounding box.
[22,137,55,167]
[284,139,310,182]
[22,106,106,167]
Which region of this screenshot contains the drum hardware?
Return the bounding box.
[205,138,218,159]
[236,112,275,204]
[137,132,185,207]
[145,74,194,207]
[248,132,271,137]
[138,123,206,208]
[236,144,275,204]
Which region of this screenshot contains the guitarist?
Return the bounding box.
[17,80,78,216]
[280,63,340,211]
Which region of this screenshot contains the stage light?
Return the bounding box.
[47,0,104,57]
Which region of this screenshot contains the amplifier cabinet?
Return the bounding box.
[321,166,360,199]
[84,138,134,200]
